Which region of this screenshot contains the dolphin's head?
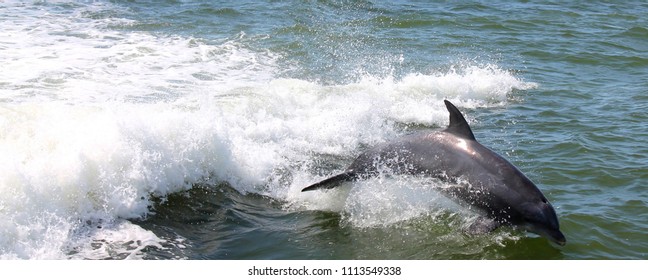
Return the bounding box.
[520,199,566,246]
[491,160,566,246]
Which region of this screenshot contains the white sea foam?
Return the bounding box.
[0,2,537,259]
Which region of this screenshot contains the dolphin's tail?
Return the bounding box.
[301,171,357,192]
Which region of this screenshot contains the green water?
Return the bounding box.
[1,0,646,259]
[136,0,647,259]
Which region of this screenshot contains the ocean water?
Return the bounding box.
[0,0,646,260]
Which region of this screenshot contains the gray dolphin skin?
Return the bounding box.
[302,100,566,246]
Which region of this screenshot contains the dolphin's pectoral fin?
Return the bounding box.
[301,171,357,192]
[464,216,501,235]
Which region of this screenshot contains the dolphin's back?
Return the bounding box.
[336,130,545,222]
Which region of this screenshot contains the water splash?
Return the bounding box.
[0,2,537,259]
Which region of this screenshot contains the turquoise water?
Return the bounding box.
[0,1,646,259]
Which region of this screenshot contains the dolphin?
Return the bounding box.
[302,100,566,245]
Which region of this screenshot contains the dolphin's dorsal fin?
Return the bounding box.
[443,100,476,140]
